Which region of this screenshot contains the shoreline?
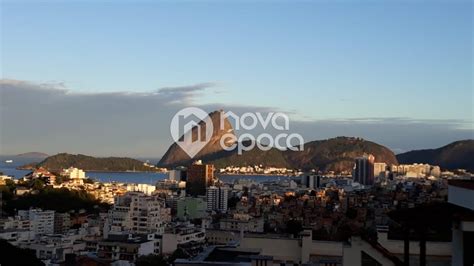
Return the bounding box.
[218,173,293,177]
[15,167,165,174]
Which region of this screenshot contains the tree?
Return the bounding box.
[264,222,276,233]
[284,194,296,202]
[346,208,358,219]
[4,187,109,215]
[54,176,70,185]
[0,239,44,266]
[286,219,303,237]
[83,178,94,184]
[227,196,240,209]
[135,254,167,266]
[313,228,331,240]
[31,179,45,190]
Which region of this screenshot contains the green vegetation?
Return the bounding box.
[285,219,303,237]
[31,179,45,190]
[0,239,44,266]
[0,179,15,202]
[284,136,399,171]
[345,207,358,219]
[22,153,157,172]
[208,146,291,168]
[83,178,95,184]
[3,186,109,215]
[54,176,70,185]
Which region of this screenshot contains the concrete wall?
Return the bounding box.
[162,233,178,255]
[343,237,396,266]
[377,232,451,256]
[309,240,344,257]
[240,236,301,263]
[138,241,155,256]
[206,229,238,245]
[241,232,344,264]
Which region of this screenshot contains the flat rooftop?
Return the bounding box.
[448,180,474,190]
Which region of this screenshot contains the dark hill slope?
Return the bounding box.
[397,140,474,171]
[27,153,156,172]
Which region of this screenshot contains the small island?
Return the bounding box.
[19,153,162,172]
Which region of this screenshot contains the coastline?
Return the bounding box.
[218,173,293,176]
[16,166,165,174]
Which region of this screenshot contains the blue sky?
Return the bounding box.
[0,1,472,156]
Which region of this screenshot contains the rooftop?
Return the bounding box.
[448,179,474,190]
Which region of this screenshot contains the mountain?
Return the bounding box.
[21,153,158,172]
[160,136,397,171]
[199,141,291,169]
[396,140,474,172]
[159,110,235,167]
[284,137,398,172]
[15,152,49,159]
[157,110,398,171]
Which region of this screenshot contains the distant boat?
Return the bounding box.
[5,160,13,163]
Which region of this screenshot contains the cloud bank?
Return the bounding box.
[0,79,472,157]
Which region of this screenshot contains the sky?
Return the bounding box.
[0,0,473,157]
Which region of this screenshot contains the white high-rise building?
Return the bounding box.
[126,183,156,195]
[206,186,229,213]
[106,192,171,235]
[373,162,387,178]
[62,167,85,179]
[390,163,440,178]
[168,170,181,181]
[61,167,86,184]
[18,209,55,235]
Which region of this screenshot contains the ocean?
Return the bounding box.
[0,156,287,184]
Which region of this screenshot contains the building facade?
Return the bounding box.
[206,186,229,213]
[186,162,214,196]
[353,154,375,186]
[106,192,171,235]
[18,209,55,235]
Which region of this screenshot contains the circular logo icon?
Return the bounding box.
[170,107,213,158]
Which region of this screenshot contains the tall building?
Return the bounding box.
[97,234,157,261]
[373,162,387,178]
[206,186,229,213]
[106,192,171,235]
[301,173,321,189]
[18,209,55,235]
[61,167,86,184]
[54,212,71,234]
[186,161,214,196]
[353,154,375,186]
[169,166,187,182]
[168,170,180,181]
